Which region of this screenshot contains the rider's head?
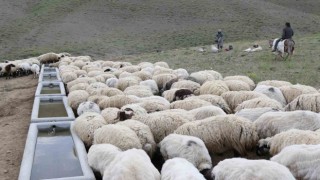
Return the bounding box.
[285,22,291,27]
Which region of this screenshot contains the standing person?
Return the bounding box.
[215,29,224,51]
[272,22,294,52]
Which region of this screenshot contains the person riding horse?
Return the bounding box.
[215,29,224,50]
[272,22,294,52]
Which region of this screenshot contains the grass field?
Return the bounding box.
[0,0,319,87]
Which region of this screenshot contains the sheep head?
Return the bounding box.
[119,108,134,121]
[256,138,271,156]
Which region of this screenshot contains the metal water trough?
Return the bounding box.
[38,72,61,83]
[41,64,59,75]
[18,122,95,180]
[35,82,66,97]
[31,96,74,123]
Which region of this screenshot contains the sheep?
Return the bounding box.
[154,61,169,68]
[140,80,159,95]
[118,104,148,121]
[3,64,16,79]
[189,106,226,120]
[93,124,142,150]
[189,70,223,85]
[153,73,178,91]
[98,95,140,109]
[117,120,156,158]
[161,158,206,180]
[159,134,212,171]
[257,80,292,88]
[161,77,179,93]
[280,84,318,103]
[124,85,154,97]
[99,87,124,97]
[73,112,106,147]
[133,71,152,81]
[141,67,154,75]
[235,97,284,112]
[223,75,255,90]
[112,61,132,69]
[199,80,229,96]
[174,115,258,156]
[138,96,170,113]
[117,76,141,91]
[69,83,89,92]
[171,80,200,95]
[87,144,122,176]
[224,80,251,91]
[77,101,101,116]
[173,68,189,80]
[106,77,118,88]
[170,98,211,111]
[74,69,87,77]
[133,109,194,143]
[102,61,115,67]
[221,91,267,112]
[254,110,320,139]
[100,107,120,124]
[67,90,89,110]
[67,77,97,90]
[285,93,320,113]
[30,64,40,78]
[235,107,280,122]
[138,62,154,69]
[60,71,77,83]
[211,158,295,180]
[17,62,31,76]
[72,55,92,62]
[119,71,133,79]
[38,52,61,64]
[58,52,71,57]
[86,82,108,95]
[254,85,287,106]
[70,60,86,69]
[271,144,320,179]
[257,129,320,156]
[103,148,160,180]
[162,88,189,102]
[186,95,231,114]
[120,65,141,73]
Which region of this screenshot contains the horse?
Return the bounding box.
[269,38,295,60]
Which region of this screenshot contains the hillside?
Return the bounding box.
[1,0,320,59]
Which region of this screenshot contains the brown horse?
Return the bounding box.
[269,38,295,60]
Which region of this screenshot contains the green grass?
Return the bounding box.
[120,33,320,88]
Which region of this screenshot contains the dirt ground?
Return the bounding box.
[0,76,37,180]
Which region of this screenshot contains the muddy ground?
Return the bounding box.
[0,76,37,180]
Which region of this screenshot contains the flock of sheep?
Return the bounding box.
[24,52,320,179]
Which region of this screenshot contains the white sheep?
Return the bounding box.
[93,124,142,150]
[171,80,200,95]
[138,96,170,113]
[77,101,101,116]
[221,91,267,112]
[161,158,206,180]
[285,93,320,113]
[140,79,159,95]
[170,98,211,111]
[200,80,229,96]
[68,90,89,110]
[235,107,280,122]
[30,64,40,78]
[189,106,226,120]
[212,158,295,180]
[257,80,292,88]
[38,52,61,64]
[271,144,320,179]
[133,71,152,81]
[224,80,251,91]
[67,77,97,90]
[154,61,169,68]
[100,107,120,124]
[87,144,122,176]
[254,85,287,106]
[152,73,178,90]
[124,85,154,97]
[103,148,160,180]
[223,75,255,90]
[117,120,156,158]
[254,110,320,138]
[159,134,212,171]
[173,68,189,80]
[185,95,231,114]
[98,95,140,109]
[235,97,284,112]
[73,112,106,147]
[117,76,141,91]
[134,109,194,143]
[280,84,318,103]
[60,71,77,83]
[174,115,258,156]
[257,129,320,156]
[68,83,89,92]
[189,70,223,85]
